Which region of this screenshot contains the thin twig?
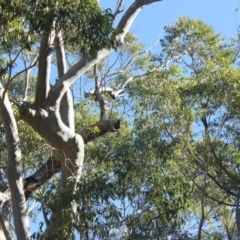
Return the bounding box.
[113,0,124,21]
[0,56,38,106]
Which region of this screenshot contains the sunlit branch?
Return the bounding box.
[51,0,162,108]
[0,48,25,105]
[54,31,75,130]
[210,142,240,185]
[185,142,240,197]
[35,28,55,108]
[22,53,39,101]
[0,82,30,239]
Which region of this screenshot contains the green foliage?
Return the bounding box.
[131,16,240,238]
[71,123,190,239]
[0,0,116,56]
[3,6,240,238]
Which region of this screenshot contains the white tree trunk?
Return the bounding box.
[0,83,30,240]
[18,0,161,238]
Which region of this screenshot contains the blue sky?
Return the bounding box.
[30,0,240,235]
[101,0,240,47]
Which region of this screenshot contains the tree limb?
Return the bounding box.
[54,31,75,131]
[185,144,239,197]
[210,142,240,185]
[236,194,240,235]
[193,181,234,207]
[0,82,30,240]
[22,118,121,198]
[34,29,55,108]
[22,52,39,101]
[50,0,162,108]
[85,64,121,133]
[84,54,180,101]
[113,0,124,21]
[0,191,11,240]
[23,157,61,199]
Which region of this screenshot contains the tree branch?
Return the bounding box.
[0,48,29,105]
[23,157,61,199]
[34,29,55,108]
[84,54,180,100]
[0,82,30,240]
[210,142,240,185]
[113,0,124,21]
[23,117,121,198]
[50,0,162,108]
[236,194,240,235]
[22,53,39,101]
[116,0,161,44]
[207,171,239,197]
[185,144,239,197]
[0,191,11,240]
[193,181,234,207]
[54,31,75,131]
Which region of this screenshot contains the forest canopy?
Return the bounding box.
[0,0,240,239]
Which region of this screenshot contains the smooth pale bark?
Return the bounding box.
[50,0,161,108]
[0,83,30,240]
[0,191,11,240]
[21,0,162,191]
[22,53,38,101]
[35,30,55,108]
[0,158,12,240]
[18,0,161,238]
[55,31,75,131]
[42,32,79,237]
[0,229,7,240]
[19,105,85,236]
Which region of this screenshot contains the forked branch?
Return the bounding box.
[51,0,162,108]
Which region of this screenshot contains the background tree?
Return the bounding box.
[134,16,240,239]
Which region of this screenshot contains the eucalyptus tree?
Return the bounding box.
[131,16,240,239]
[0,0,163,239]
[3,1,239,239]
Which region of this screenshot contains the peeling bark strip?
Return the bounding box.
[0,83,30,240]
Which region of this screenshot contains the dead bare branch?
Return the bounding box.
[113,0,124,21]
